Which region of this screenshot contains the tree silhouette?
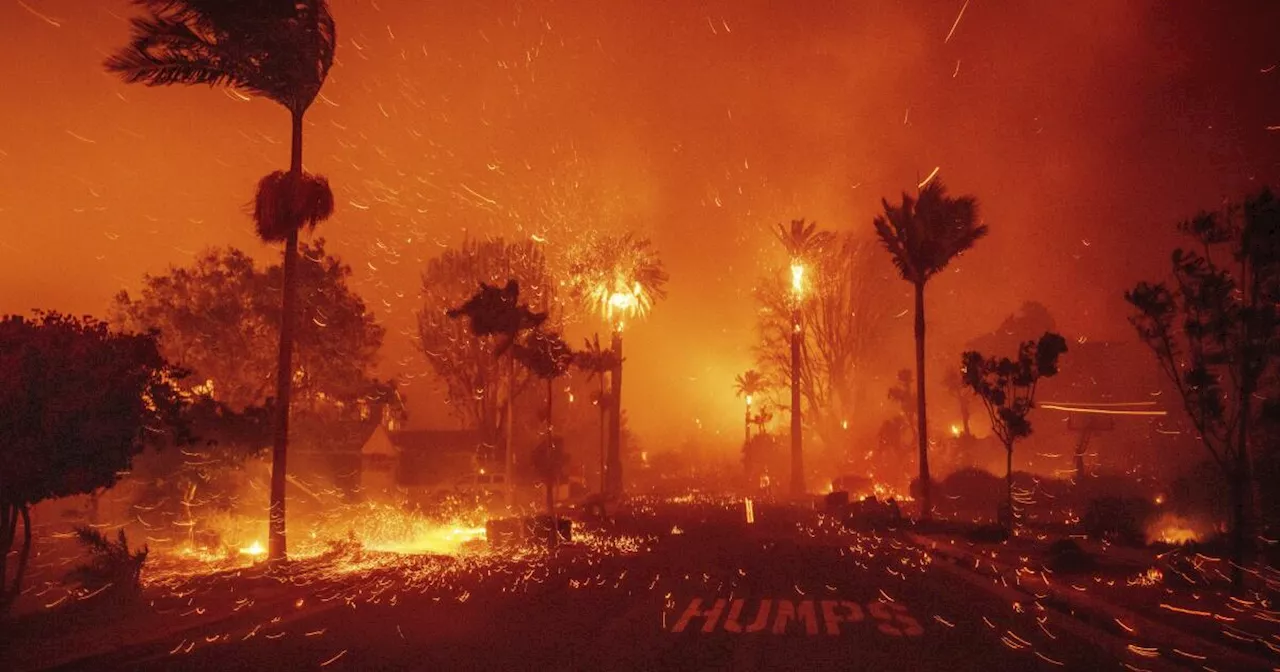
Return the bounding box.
[962,332,1067,531]
[448,279,548,504]
[874,178,988,519]
[1127,188,1280,591]
[419,239,553,449]
[575,334,620,494]
[568,233,668,496]
[887,369,918,448]
[515,329,574,547]
[0,312,187,612]
[113,242,385,413]
[107,0,338,564]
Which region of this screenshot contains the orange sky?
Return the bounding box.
[2,0,1278,445]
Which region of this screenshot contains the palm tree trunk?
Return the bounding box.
[790,307,804,495]
[598,376,606,495]
[607,331,624,497]
[914,281,931,520]
[505,352,515,508]
[546,376,556,550]
[268,110,305,564]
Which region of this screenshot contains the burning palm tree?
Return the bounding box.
[106,0,337,563]
[734,370,769,444]
[568,233,668,496]
[774,219,834,495]
[873,178,987,520]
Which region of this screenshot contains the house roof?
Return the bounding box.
[385,429,486,454]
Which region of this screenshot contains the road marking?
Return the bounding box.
[670,597,923,637]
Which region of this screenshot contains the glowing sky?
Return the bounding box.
[1,0,1278,443]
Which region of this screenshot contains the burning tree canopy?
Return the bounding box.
[567,232,668,333]
[755,232,903,455]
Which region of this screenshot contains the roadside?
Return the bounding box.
[906,527,1279,671]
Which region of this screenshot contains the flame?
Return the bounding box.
[790,262,804,296]
[588,279,647,331]
[238,540,265,557]
[1146,513,1204,545]
[949,424,962,437]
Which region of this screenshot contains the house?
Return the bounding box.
[358,426,485,498]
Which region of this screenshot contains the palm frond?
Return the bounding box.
[108,0,336,114]
[252,170,334,242]
[873,178,986,285]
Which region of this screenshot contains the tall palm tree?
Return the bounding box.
[575,334,619,494]
[733,370,768,444]
[568,233,668,497]
[107,0,337,563]
[774,219,834,495]
[873,179,987,520]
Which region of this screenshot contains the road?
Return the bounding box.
[52,499,1148,671]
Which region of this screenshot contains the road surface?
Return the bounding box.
[52,499,1149,671]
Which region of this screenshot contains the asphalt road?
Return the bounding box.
[50,499,1144,671]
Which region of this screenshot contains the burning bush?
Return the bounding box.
[1144,513,1212,547]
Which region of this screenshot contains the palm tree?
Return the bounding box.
[449,280,548,505]
[733,370,768,444]
[568,233,668,497]
[774,220,834,495]
[873,179,987,520]
[575,334,620,494]
[514,328,574,548]
[106,1,337,563]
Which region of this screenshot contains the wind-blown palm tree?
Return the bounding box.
[733,370,768,443]
[575,334,620,494]
[449,279,548,506]
[514,328,574,548]
[775,219,834,495]
[568,233,668,497]
[873,179,987,520]
[106,0,337,562]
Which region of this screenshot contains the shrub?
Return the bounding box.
[1082,497,1154,545]
[1046,538,1094,572]
[67,526,148,595]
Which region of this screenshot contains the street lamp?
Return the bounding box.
[789,260,805,496]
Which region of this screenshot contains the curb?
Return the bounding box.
[907,532,1275,671]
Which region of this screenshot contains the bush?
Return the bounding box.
[67,526,148,596]
[1046,538,1094,572]
[1082,497,1154,545]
